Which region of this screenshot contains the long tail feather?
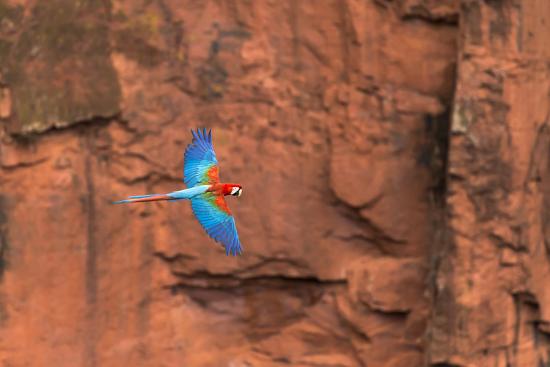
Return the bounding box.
[113,186,210,205]
[128,194,159,199]
[113,194,172,204]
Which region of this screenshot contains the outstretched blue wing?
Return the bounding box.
[191,192,243,256]
[184,128,219,187]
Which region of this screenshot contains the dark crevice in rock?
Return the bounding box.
[509,291,550,364]
[155,252,324,282]
[137,187,154,356]
[329,233,390,256]
[378,0,460,25]
[84,134,98,306]
[0,195,7,327]
[525,118,550,259]
[162,266,346,331]
[337,315,371,343]
[425,94,454,362]
[426,107,452,287]
[9,113,118,139]
[166,272,344,343]
[401,13,459,26]
[425,108,452,203]
[0,195,8,282]
[234,256,314,277]
[83,130,98,367]
[164,270,347,291]
[369,306,410,320]
[0,156,48,171]
[153,251,196,262]
[524,118,550,189]
[331,198,408,247]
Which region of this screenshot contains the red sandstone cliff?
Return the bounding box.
[0,0,548,366]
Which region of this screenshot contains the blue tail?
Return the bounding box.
[112,194,158,204]
[113,185,210,205]
[129,194,159,199]
[113,199,130,204]
[112,193,171,204]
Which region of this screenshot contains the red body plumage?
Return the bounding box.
[206,183,243,214]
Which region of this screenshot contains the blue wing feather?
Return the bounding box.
[191,193,243,256]
[184,128,219,187]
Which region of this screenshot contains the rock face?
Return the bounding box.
[431,1,550,366]
[0,0,547,366]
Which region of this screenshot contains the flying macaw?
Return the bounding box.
[114,128,243,256]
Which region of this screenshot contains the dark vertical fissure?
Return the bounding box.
[425,104,454,365]
[429,108,452,206]
[0,195,8,283]
[0,195,9,326]
[84,131,97,367]
[289,0,301,72]
[337,0,351,83]
[137,182,154,362]
[422,13,459,359]
[424,106,453,285]
[137,229,153,361]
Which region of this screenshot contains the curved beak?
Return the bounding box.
[237,188,242,197]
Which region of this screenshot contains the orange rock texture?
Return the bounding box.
[0,0,548,366]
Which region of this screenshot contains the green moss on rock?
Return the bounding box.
[112,10,165,68]
[0,1,23,78]
[4,0,120,134]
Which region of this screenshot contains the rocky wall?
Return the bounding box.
[0,1,548,366]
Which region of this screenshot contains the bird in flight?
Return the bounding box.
[114,128,243,256]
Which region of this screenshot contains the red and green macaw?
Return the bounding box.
[114,128,243,256]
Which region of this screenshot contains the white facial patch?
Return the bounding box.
[231,187,240,195]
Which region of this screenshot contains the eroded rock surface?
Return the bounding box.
[430,1,550,366]
[0,0,547,366]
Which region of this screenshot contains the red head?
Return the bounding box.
[223,184,243,197]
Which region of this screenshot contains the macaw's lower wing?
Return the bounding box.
[190,193,243,256]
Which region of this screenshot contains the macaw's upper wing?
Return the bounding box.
[184,128,220,187]
[191,192,243,256]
